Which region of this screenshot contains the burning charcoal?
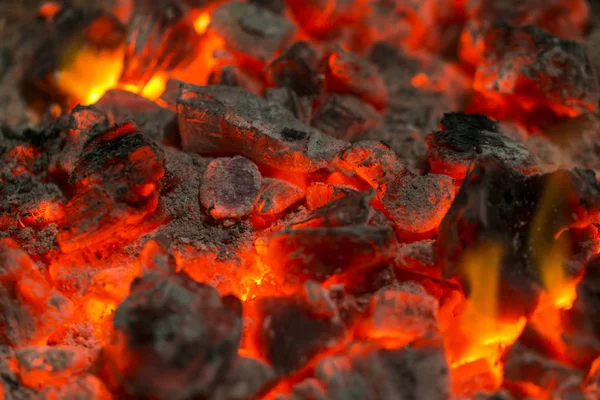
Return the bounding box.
[305,182,358,210]
[392,240,440,279]
[95,89,177,144]
[293,190,376,229]
[381,173,455,236]
[121,0,197,87]
[178,84,349,173]
[255,177,304,216]
[356,285,439,348]
[199,156,261,219]
[311,94,381,141]
[49,105,109,177]
[427,112,539,180]
[471,24,599,123]
[250,282,346,374]
[562,255,600,367]
[106,270,242,399]
[265,41,322,97]
[438,157,600,321]
[0,239,74,347]
[38,375,112,400]
[325,47,388,110]
[58,122,165,252]
[71,122,165,205]
[14,346,98,389]
[312,339,450,399]
[503,342,584,395]
[341,140,405,189]
[259,224,394,282]
[213,356,276,399]
[208,1,295,66]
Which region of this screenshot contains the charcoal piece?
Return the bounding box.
[72,121,165,206]
[438,158,600,320]
[305,182,358,210]
[251,283,346,374]
[213,356,276,400]
[57,184,158,253]
[49,105,110,178]
[38,375,112,400]
[255,177,304,216]
[313,339,450,400]
[341,140,407,189]
[503,342,584,392]
[427,112,539,180]
[177,84,349,173]
[357,285,439,347]
[207,65,242,87]
[209,1,295,65]
[392,240,440,279]
[325,47,388,110]
[382,173,455,235]
[58,122,165,252]
[14,346,97,389]
[121,0,197,87]
[199,156,261,219]
[95,89,177,144]
[562,255,600,367]
[265,41,322,97]
[311,94,381,141]
[259,224,394,282]
[292,190,376,229]
[0,239,74,347]
[107,270,242,399]
[473,24,598,118]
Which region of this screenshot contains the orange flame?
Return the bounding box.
[444,243,526,394]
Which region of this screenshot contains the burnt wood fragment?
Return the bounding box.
[427,112,539,180]
[177,84,349,173]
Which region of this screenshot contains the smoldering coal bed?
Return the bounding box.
[2,0,600,399]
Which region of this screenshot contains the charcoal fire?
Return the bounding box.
[3,0,600,399]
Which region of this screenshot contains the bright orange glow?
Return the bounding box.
[55,41,125,105]
[194,12,211,35]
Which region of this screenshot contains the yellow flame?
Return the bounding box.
[529,174,575,309]
[445,242,526,392]
[194,12,211,35]
[55,39,125,105]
